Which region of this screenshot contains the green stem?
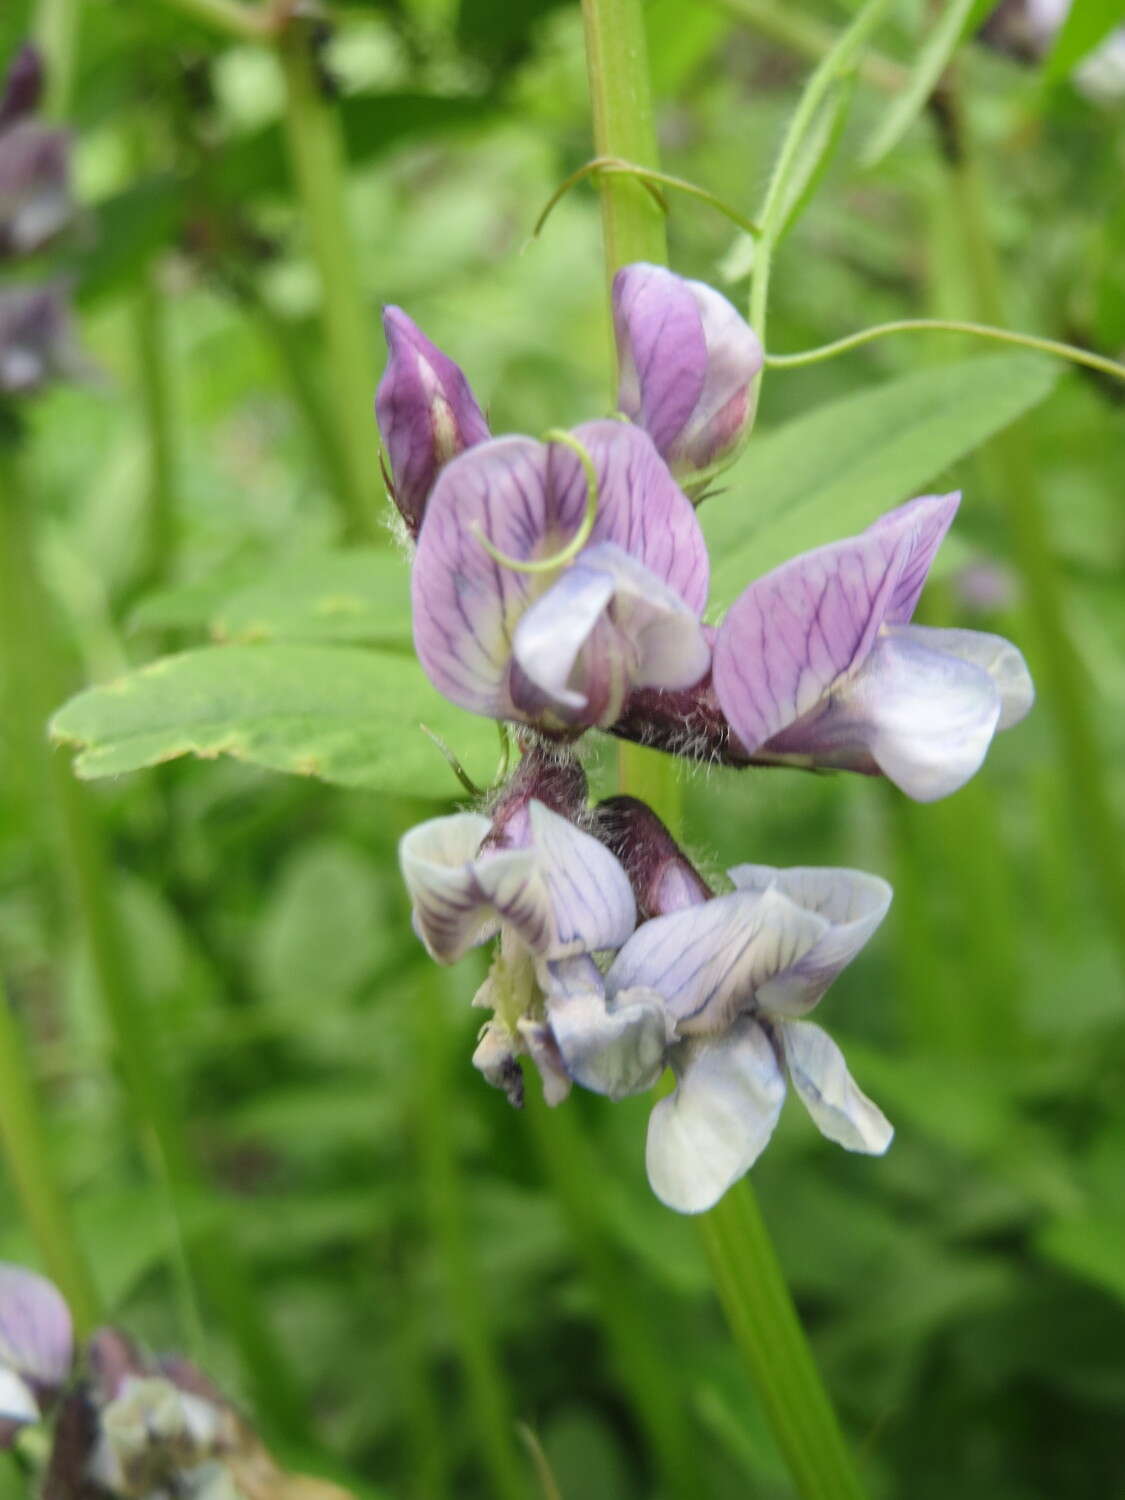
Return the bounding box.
[157,0,271,42]
[0,975,100,1335]
[580,4,868,1496]
[713,0,906,94]
[0,441,311,1442]
[32,0,79,117]
[130,255,178,598]
[523,1091,696,1496]
[277,22,383,543]
[701,1185,865,1500]
[937,80,1125,978]
[412,967,526,1500]
[764,318,1125,382]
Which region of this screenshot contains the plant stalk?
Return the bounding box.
[0,974,100,1335]
[277,21,383,543]
[580,3,869,1495]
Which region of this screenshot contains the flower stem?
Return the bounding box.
[412,966,527,1500]
[580,4,869,1496]
[129,244,178,600]
[32,0,79,116]
[277,20,383,543]
[0,974,100,1336]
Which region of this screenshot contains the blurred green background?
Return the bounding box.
[1,0,1123,1496]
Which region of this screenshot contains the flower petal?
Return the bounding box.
[713,494,960,752]
[543,956,668,1100]
[901,624,1034,730]
[645,1020,786,1213]
[376,307,490,536]
[613,264,763,474]
[510,543,711,727]
[520,801,636,954]
[399,812,500,962]
[0,1264,72,1387]
[725,866,892,1016]
[605,888,828,1035]
[776,1020,892,1154]
[411,423,708,722]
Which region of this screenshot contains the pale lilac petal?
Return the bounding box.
[547,984,669,1101]
[376,307,489,535]
[903,625,1033,729]
[510,543,710,728]
[645,1020,786,1213]
[521,802,636,955]
[725,866,892,1017]
[399,812,500,961]
[515,1020,573,1106]
[614,264,707,456]
[766,627,1005,801]
[0,1264,72,1440]
[866,493,960,623]
[613,264,763,474]
[713,522,914,753]
[605,888,827,1036]
[412,423,708,722]
[776,1020,893,1154]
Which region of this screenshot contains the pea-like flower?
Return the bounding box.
[411,420,711,732]
[0,45,72,260]
[603,863,893,1213]
[375,306,490,537]
[0,1263,73,1446]
[0,283,82,395]
[400,789,669,1104]
[613,262,763,481]
[712,493,1034,801]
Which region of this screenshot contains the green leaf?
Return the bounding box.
[704,353,1058,608]
[862,0,982,168]
[1043,0,1123,79]
[773,73,855,248]
[50,644,499,799]
[209,549,412,646]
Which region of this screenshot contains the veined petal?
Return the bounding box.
[412,423,708,722]
[713,494,962,752]
[510,543,711,728]
[776,1020,892,1154]
[521,802,636,954]
[547,982,669,1100]
[613,264,763,475]
[606,887,828,1035]
[0,1264,72,1388]
[726,866,892,1017]
[645,1020,786,1214]
[900,624,1034,729]
[780,627,1005,802]
[866,493,960,623]
[399,812,501,961]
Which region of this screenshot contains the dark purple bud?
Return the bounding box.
[613,263,763,479]
[0,1264,74,1445]
[485,742,588,851]
[0,284,82,395]
[595,796,711,921]
[0,46,44,129]
[374,306,490,537]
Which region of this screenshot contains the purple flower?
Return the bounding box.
[411,420,711,732]
[613,263,763,480]
[0,284,82,395]
[712,493,1034,801]
[375,306,490,537]
[399,780,669,1104]
[0,46,71,261]
[0,1263,73,1445]
[601,863,893,1213]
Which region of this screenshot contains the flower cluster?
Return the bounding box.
[0,44,82,401]
[379,262,1033,1213]
[0,1263,351,1499]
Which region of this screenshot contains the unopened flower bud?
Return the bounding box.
[613,263,763,481]
[0,46,43,130]
[375,306,490,537]
[595,795,711,920]
[0,284,82,395]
